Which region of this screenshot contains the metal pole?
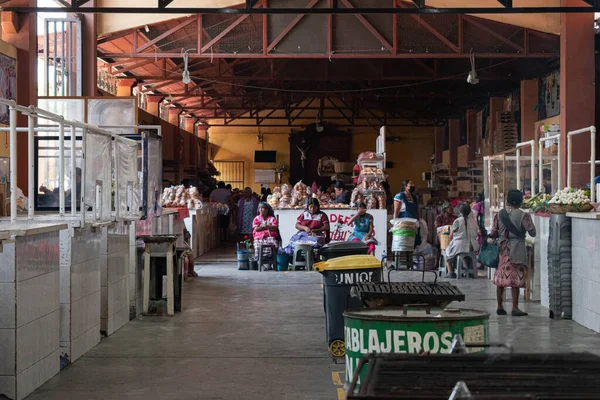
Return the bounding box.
[531,143,536,197]
[44,20,49,97]
[115,138,120,220]
[591,126,596,203]
[70,125,77,215]
[81,128,86,226]
[538,141,543,194]
[516,148,521,191]
[567,133,573,188]
[557,137,562,192]
[54,21,58,96]
[61,21,65,96]
[9,107,17,222]
[58,121,65,215]
[28,113,34,219]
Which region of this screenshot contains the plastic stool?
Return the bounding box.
[293,243,314,271]
[455,252,477,279]
[257,243,277,272]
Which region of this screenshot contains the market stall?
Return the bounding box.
[275,208,388,260]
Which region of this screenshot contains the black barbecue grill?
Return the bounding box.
[348,352,600,400]
[357,282,465,309]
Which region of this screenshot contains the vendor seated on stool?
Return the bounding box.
[252,202,279,247]
[444,202,479,278]
[282,198,330,256]
[348,202,376,255]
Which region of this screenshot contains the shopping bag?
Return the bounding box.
[477,241,500,269]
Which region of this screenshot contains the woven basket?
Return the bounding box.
[334,161,354,174]
[548,203,594,214]
[439,233,451,250]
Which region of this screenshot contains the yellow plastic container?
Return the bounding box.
[313,254,382,272]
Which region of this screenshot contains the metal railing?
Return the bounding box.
[0,98,139,224]
[567,126,597,203]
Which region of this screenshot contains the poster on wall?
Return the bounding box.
[0,52,17,125]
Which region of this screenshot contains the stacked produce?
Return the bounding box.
[161,185,204,209]
[521,193,552,213]
[292,181,310,206]
[351,158,387,209]
[278,184,293,208]
[547,188,593,213]
[267,186,282,208]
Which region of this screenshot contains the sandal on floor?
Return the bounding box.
[496,308,507,316]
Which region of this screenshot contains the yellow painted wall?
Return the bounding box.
[98,0,560,36]
[208,103,434,194]
[0,39,17,158]
[209,130,290,192]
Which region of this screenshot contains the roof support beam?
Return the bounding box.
[6,5,600,13]
[496,0,512,7]
[201,14,249,53]
[137,16,197,52]
[267,0,320,53]
[397,1,459,53]
[463,15,524,53]
[340,0,392,51]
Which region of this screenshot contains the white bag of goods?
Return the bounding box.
[389,218,418,252]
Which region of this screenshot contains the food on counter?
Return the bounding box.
[161,185,205,209]
[279,184,293,208]
[521,193,551,213]
[366,195,378,210]
[547,188,593,213]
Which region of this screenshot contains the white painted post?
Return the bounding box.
[27,113,35,219]
[9,107,17,223]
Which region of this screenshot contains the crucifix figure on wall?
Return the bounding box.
[297,141,311,169]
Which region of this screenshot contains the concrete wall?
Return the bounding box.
[571,218,600,333]
[101,223,130,336]
[59,226,102,365]
[0,232,60,400]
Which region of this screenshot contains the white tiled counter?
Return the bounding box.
[101,221,131,336]
[0,222,66,400]
[567,212,600,333]
[58,223,103,366]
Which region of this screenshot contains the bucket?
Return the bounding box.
[344,307,489,390]
[276,252,290,271]
[236,243,249,270]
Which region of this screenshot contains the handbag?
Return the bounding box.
[477,239,500,268]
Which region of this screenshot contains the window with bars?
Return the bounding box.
[213,161,244,189]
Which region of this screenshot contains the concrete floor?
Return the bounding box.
[27,245,600,400]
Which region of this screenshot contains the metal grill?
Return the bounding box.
[357,282,464,309]
[213,160,244,188]
[42,17,82,96]
[348,352,600,399]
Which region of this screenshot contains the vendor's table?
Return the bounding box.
[139,235,180,316]
[274,208,388,259]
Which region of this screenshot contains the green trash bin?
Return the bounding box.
[313,255,383,357]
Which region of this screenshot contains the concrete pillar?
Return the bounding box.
[146,95,163,117]
[466,110,478,161]
[560,0,595,188]
[520,79,539,156]
[168,108,181,126]
[184,117,196,133]
[433,126,444,164]
[116,78,136,97]
[1,0,37,195]
[448,119,460,173]
[81,1,97,96]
